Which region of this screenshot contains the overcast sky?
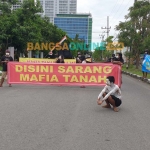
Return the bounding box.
[77,0,134,43]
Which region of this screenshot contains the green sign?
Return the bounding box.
[100,42,106,50]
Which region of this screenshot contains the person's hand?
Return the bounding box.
[97,98,103,105]
[112,61,117,64]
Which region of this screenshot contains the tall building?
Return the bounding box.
[41,0,77,23]
[13,0,77,23]
[12,0,23,10]
[54,13,92,48]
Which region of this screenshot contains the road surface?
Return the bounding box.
[0,74,150,150]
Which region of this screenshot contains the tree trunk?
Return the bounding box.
[135,53,139,69]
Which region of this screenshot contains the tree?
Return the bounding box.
[92,49,101,62]
[0,0,67,57]
[0,0,18,14]
[69,34,86,58]
[0,0,19,52]
[11,0,44,54]
[92,36,114,62]
[116,1,150,68]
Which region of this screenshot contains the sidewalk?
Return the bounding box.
[122,70,150,85]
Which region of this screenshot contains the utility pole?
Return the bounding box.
[99,34,105,42]
[101,16,111,39]
[101,16,111,60]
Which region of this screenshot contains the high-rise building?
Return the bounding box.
[12,0,23,10]
[13,0,77,23]
[54,13,92,50]
[41,0,77,23]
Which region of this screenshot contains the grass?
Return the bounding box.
[122,64,150,79]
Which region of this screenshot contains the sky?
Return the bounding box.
[77,0,135,43]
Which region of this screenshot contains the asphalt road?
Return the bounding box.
[0,74,150,150]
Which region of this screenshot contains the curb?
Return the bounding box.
[122,70,150,85]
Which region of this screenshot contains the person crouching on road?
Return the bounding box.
[97,76,122,112]
[0,50,13,87]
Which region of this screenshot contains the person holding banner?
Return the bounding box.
[97,76,122,112]
[81,55,86,64]
[76,52,82,63]
[76,57,82,63]
[142,51,148,78]
[107,54,116,63]
[56,55,65,63]
[112,53,124,87]
[113,53,124,65]
[0,50,13,87]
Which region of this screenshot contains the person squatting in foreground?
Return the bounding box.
[97,76,122,112]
